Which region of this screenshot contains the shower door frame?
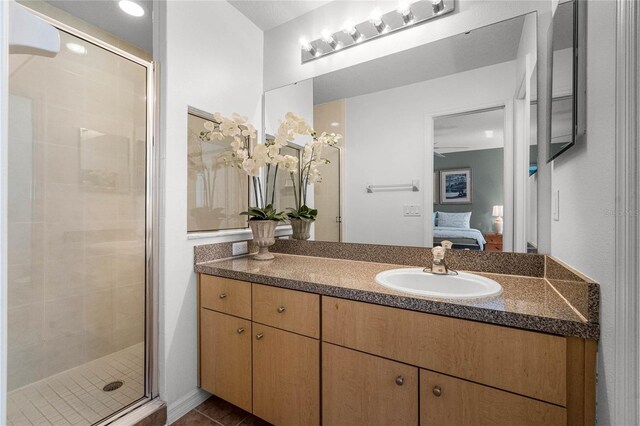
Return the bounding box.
[19,8,159,423]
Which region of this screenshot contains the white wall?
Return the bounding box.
[549,1,616,423]
[155,1,263,420]
[264,78,313,138]
[0,1,8,422]
[344,61,516,246]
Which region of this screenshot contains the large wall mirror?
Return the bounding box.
[548,0,586,162]
[264,12,539,253]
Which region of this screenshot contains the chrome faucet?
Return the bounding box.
[425,241,456,275]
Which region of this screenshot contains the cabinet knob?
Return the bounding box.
[395,376,404,386]
[256,333,264,340]
[219,293,227,299]
[237,327,245,334]
[277,306,286,313]
[432,385,442,397]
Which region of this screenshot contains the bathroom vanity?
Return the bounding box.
[195,241,599,426]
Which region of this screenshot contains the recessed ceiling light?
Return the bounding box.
[119,0,145,17]
[66,42,87,55]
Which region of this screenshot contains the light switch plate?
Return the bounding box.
[403,205,422,217]
[553,190,560,221]
[232,241,248,256]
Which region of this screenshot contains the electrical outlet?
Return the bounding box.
[232,241,248,256]
[553,190,560,221]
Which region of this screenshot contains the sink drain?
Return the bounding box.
[103,381,124,392]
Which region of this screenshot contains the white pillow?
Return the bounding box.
[437,211,471,229]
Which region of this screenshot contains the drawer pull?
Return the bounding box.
[432,385,442,397]
[395,376,404,386]
[219,293,227,299]
[277,306,286,313]
[256,333,264,340]
[237,327,245,334]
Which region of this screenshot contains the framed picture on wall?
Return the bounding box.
[433,172,439,204]
[440,168,472,204]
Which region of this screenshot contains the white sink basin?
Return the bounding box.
[375,268,503,299]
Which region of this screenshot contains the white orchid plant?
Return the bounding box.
[199,112,299,221]
[279,113,342,222]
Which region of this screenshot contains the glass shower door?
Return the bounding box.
[7,28,149,425]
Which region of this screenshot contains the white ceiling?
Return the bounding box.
[434,108,505,154]
[312,15,526,105]
[229,0,331,31]
[41,0,153,54]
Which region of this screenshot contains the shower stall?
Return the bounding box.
[7,5,155,425]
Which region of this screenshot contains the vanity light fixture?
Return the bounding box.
[118,0,145,17]
[321,29,339,50]
[300,0,454,63]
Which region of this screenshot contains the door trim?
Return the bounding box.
[614,0,640,424]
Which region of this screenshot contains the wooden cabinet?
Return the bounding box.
[485,232,503,252]
[253,324,320,426]
[322,296,567,405]
[252,283,320,338]
[200,309,252,412]
[323,343,418,426]
[200,275,251,319]
[421,371,566,426]
[199,274,596,426]
[199,275,320,425]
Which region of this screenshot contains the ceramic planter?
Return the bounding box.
[249,220,278,260]
[290,218,312,240]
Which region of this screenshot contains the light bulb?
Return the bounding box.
[343,20,363,43]
[369,9,387,33]
[369,8,383,26]
[396,1,411,15]
[299,38,317,56]
[321,29,338,50]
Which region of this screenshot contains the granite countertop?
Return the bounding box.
[195,252,599,340]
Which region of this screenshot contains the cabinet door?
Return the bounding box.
[253,324,319,426]
[322,343,418,426]
[200,309,252,412]
[421,370,566,426]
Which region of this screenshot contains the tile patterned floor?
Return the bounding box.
[7,343,144,425]
[172,396,272,426]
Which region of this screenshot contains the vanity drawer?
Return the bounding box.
[421,370,566,425]
[252,284,320,338]
[322,297,567,406]
[200,275,251,319]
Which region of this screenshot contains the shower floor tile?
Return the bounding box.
[8,343,144,426]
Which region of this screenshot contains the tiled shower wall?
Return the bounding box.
[7,31,147,391]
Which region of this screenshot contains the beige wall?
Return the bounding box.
[7,30,147,390]
[313,100,344,242]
